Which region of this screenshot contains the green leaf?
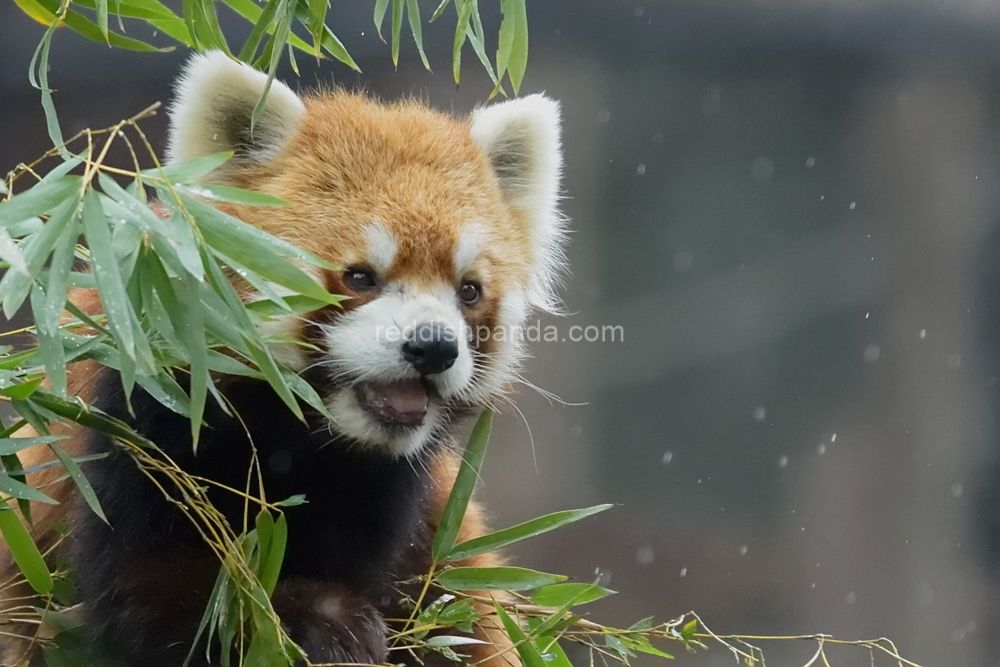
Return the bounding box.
[84,190,136,362]
[390,0,403,66]
[0,507,53,594]
[48,443,106,523]
[605,635,635,659]
[529,629,574,667]
[451,0,473,84]
[141,152,233,183]
[447,504,612,561]
[680,618,698,641]
[250,0,296,132]
[496,0,528,94]
[0,377,45,400]
[305,0,327,54]
[627,634,674,660]
[373,0,389,39]
[96,0,109,39]
[430,0,452,21]
[136,372,192,417]
[72,0,193,45]
[244,336,302,420]
[19,0,170,52]
[0,194,77,319]
[494,603,548,667]
[467,7,500,88]
[425,636,486,647]
[530,583,615,608]
[0,175,78,233]
[0,471,57,504]
[435,566,565,591]
[316,24,359,70]
[31,285,67,397]
[237,0,282,62]
[0,226,28,276]
[0,435,67,457]
[272,494,306,507]
[246,294,338,318]
[431,408,492,561]
[255,510,286,596]
[175,183,290,207]
[179,195,337,302]
[406,0,430,70]
[27,391,157,450]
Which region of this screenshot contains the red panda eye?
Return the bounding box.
[344,267,378,291]
[459,281,481,306]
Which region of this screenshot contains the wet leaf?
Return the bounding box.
[432,408,492,561]
[436,566,565,591]
[0,507,53,594]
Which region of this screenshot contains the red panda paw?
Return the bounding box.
[271,578,388,666]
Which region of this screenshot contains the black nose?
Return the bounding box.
[402,322,459,375]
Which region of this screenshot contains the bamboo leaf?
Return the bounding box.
[30,285,67,398]
[530,582,615,607]
[256,511,286,596]
[407,0,430,70]
[306,0,327,54]
[436,566,565,591]
[0,508,53,594]
[237,0,282,62]
[431,408,491,561]
[0,472,57,504]
[494,603,548,667]
[373,0,389,39]
[0,175,78,231]
[0,377,45,401]
[390,0,403,66]
[0,436,67,457]
[431,0,451,21]
[49,443,106,523]
[246,294,338,318]
[140,151,233,183]
[175,183,290,207]
[84,190,136,362]
[447,504,612,561]
[452,0,473,84]
[0,194,77,319]
[178,194,338,299]
[250,0,296,132]
[504,0,528,93]
[96,0,109,39]
[17,0,170,52]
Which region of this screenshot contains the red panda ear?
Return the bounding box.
[470,94,567,313]
[166,51,305,170]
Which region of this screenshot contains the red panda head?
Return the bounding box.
[166,52,565,457]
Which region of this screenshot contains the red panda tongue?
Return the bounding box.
[359,379,428,426]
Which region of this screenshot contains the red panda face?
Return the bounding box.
[166,52,565,457]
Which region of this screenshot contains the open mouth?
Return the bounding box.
[355,379,431,429]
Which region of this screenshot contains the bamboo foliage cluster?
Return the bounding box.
[1,2,930,666]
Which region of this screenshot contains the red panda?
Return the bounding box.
[0,51,565,667]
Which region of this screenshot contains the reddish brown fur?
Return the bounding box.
[0,96,529,664]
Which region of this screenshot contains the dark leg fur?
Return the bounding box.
[72,371,436,666]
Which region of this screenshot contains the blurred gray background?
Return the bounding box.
[4,0,1000,665]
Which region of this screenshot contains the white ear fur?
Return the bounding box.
[471,94,566,313]
[166,50,306,166]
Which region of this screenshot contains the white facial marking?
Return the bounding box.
[454,222,487,277]
[319,284,476,458]
[364,222,398,274]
